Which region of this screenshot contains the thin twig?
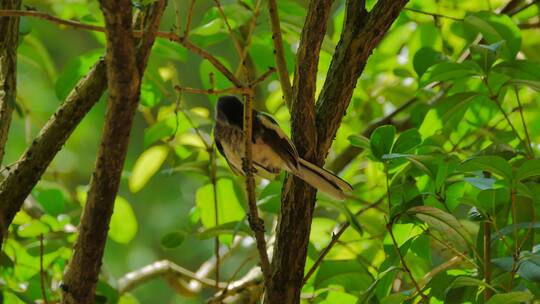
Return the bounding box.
[213,0,243,59]
[184,0,196,38]
[508,189,519,290]
[483,222,492,300]
[251,67,276,86]
[485,79,529,156]
[268,0,293,108]
[210,146,220,288]
[235,0,262,77]
[0,10,244,88]
[302,199,383,285]
[39,234,49,304]
[387,222,428,302]
[404,7,463,21]
[175,85,249,95]
[514,87,534,157]
[242,91,271,286]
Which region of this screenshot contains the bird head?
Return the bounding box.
[216,96,244,128]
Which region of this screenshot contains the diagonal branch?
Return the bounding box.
[61,1,166,303]
[315,0,407,159]
[0,60,107,247]
[268,0,292,108]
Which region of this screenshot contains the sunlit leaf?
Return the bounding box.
[109,197,138,244]
[195,178,246,229]
[485,291,533,304]
[129,145,169,193]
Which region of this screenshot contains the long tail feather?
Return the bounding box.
[290,158,353,200]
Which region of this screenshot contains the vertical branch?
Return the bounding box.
[483,222,492,300]
[61,1,166,303]
[268,0,292,108]
[0,0,21,165]
[183,0,196,38]
[266,1,333,303]
[242,91,271,285]
[267,1,407,303]
[209,145,220,288]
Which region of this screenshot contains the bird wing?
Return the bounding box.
[255,112,299,171]
[215,137,243,176]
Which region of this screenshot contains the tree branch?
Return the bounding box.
[118,260,226,294]
[265,1,334,303]
[0,9,244,88]
[61,1,165,303]
[0,59,107,247]
[267,1,407,303]
[242,91,272,285]
[315,0,407,159]
[0,0,21,165]
[268,0,292,108]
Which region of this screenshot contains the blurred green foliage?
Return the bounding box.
[3,0,540,303]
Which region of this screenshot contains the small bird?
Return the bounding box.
[213,95,352,200]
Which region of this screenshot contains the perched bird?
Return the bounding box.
[213,95,352,200]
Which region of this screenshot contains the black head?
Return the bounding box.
[216,96,244,128]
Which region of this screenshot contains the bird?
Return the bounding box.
[213,95,353,200]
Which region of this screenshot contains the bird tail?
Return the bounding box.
[290,158,353,200]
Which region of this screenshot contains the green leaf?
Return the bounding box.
[476,188,509,213]
[445,276,497,295]
[470,41,505,72]
[516,158,540,181]
[420,61,483,86]
[348,134,371,150]
[195,178,246,229]
[458,156,513,181]
[492,60,540,91]
[382,154,435,178]
[118,293,140,304]
[370,125,396,161]
[319,200,363,235]
[464,12,521,60]
[413,47,445,78]
[198,221,251,239]
[408,206,473,247]
[518,252,540,282]
[314,259,372,291]
[418,92,479,138]
[392,129,421,153]
[485,291,533,304]
[109,196,138,244]
[160,231,186,249]
[55,50,102,100]
[95,280,120,304]
[17,220,49,238]
[129,145,169,193]
[491,222,540,243]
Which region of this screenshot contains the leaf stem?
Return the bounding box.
[483,222,492,300]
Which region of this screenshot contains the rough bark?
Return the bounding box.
[266,1,408,303]
[0,0,21,165]
[60,1,165,303]
[0,60,107,245]
[264,0,333,303]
